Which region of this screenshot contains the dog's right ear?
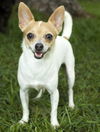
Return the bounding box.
[18,2,34,32]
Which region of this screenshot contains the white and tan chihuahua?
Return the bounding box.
[18,2,75,127]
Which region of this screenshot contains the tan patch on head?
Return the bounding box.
[18,3,65,47]
[23,21,58,46]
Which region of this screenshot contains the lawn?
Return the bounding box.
[0,1,100,132]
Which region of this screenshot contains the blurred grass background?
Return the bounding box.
[0,0,100,131]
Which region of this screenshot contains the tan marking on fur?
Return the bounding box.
[63,36,68,40]
[18,3,65,47]
[24,21,57,36]
[23,21,57,46]
[22,20,35,32]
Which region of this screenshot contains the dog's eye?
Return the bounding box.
[45,34,53,40]
[27,33,34,40]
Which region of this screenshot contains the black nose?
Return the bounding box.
[35,43,43,51]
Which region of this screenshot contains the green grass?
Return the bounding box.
[78,0,100,16]
[0,1,100,132]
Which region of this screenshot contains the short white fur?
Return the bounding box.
[18,9,75,128]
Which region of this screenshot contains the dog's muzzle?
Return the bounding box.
[29,43,50,59]
[34,43,44,59]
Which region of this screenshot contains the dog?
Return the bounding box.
[18,2,75,127]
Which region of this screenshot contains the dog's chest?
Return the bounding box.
[18,53,58,88]
[18,36,66,88]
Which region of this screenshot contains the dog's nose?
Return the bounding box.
[35,43,43,51]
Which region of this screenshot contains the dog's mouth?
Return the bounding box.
[34,51,44,59]
[29,47,50,59]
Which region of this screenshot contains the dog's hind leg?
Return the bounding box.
[65,45,75,108]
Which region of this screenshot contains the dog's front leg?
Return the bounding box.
[50,89,59,127]
[19,88,29,124]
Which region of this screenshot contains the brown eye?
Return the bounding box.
[45,33,53,40]
[27,33,34,40]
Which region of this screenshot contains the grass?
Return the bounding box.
[0,1,100,132]
[78,0,100,16]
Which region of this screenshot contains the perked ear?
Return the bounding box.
[18,2,34,31]
[48,6,65,34]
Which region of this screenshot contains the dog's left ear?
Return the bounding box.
[48,6,65,34]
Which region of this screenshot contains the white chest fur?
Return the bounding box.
[18,36,72,91]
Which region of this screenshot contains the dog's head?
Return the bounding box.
[18,2,65,59]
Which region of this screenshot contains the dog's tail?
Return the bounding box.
[62,11,73,39]
[34,89,44,100]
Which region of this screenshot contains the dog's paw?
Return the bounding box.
[19,119,28,124]
[51,121,60,129]
[69,103,75,109]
